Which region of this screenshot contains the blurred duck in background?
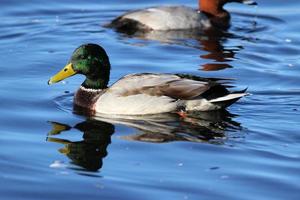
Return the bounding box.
[107,0,257,34]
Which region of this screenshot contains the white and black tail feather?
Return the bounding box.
[209,88,248,108]
[175,74,247,109]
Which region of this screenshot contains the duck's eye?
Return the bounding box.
[78,55,85,59]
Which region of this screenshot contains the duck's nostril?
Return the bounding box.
[64,68,68,72]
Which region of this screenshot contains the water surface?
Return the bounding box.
[0,0,299,199]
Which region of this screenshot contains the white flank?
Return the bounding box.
[95,74,180,115]
[122,6,210,30]
[95,93,177,115]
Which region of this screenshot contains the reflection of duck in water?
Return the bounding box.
[114,28,240,71]
[93,110,241,143]
[47,110,241,171]
[107,0,257,34]
[198,29,241,71]
[48,44,247,115]
[47,120,114,171]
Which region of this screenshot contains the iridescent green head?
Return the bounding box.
[48,44,111,89]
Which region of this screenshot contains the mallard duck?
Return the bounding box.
[48,44,247,115]
[107,0,257,32]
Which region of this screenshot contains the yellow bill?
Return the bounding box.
[48,63,76,85]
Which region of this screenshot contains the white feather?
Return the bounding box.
[95,74,180,115]
[121,6,211,30]
[95,93,177,115]
[209,93,247,103]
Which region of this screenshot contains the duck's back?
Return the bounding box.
[109,6,210,31]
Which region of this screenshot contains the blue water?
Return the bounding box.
[0,0,299,199]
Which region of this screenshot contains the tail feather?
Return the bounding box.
[209,90,248,108]
[232,87,248,94]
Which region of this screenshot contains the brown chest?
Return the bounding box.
[74,87,104,112]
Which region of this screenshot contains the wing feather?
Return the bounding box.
[109,73,212,100]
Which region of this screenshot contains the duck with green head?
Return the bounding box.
[48,44,247,115]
